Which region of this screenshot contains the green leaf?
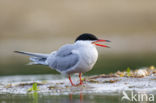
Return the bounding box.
[33,83,37,90]
[27,83,39,92]
[126,67,131,76]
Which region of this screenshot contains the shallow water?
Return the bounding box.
[0,75,120,103]
[0,93,121,103]
[0,91,155,103]
[0,74,156,103]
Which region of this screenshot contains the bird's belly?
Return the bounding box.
[67,59,96,74]
[67,47,98,74]
[67,65,92,74]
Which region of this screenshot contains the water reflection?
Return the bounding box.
[2,92,154,103]
[28,91,85,103]
[33,92,38,103]
[69,93,83,103]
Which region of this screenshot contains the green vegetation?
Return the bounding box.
[28,83,39,92]
[126,67,131,77]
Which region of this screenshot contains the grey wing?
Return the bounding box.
[52,53,79,72]
[47,44,79,72]
[56,44,75,56]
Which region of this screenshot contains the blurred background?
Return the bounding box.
[0,0,156,75]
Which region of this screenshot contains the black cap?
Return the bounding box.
[75,33,98,42]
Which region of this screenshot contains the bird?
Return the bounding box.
[14,33,110,86]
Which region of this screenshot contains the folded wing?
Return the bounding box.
[47,44,79,73]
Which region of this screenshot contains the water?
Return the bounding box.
[0,74,156,103]
[0,75,120,103]
[0,93,121,103]
[0,54,156,103]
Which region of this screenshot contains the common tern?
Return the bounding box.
[14,33,110,86]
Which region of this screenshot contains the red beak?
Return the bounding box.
[92,39,111,48]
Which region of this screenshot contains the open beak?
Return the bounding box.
[92,39,111,48]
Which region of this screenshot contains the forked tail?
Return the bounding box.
[14,51,49,65]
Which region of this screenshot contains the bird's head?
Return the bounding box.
[75,33,110,48]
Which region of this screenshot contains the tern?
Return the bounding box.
[14,33,110,86]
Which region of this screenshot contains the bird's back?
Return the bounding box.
[46,41,98,74]
[46,44,79,74]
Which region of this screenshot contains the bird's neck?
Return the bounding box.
[74,40,96,48]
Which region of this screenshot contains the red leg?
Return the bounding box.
[79,73,83,85]
[68,75,76,86]
[68,73,83,86]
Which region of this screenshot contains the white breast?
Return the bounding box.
[68,41,98,73]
